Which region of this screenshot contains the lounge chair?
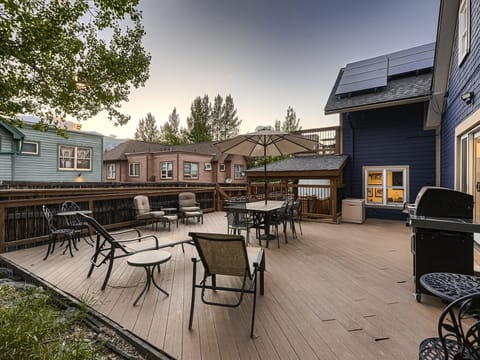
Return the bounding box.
[178,192,201,223]
[187,232,265,338]
[79,213,189,290]
[133,195,171,231]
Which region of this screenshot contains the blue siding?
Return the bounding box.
[442,0,480,188]
[341,102,436,219]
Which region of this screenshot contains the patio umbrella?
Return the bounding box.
[215,127,318,204]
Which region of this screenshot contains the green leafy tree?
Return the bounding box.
[0,0,151,137]
[160,108,185,145]
[282,106,302,132]
[210,95,223,141]
[185,95,212,143]
[134,113,160,142]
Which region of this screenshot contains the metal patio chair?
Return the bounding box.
[42,205,77,260]
[60,201,94,246]
[188,232,265,338]
[419,292,480,359]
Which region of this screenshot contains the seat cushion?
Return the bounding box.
[184,211,203,217]
[135,210,165,220]
[182,206,201,212]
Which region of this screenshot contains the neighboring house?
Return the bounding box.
[0,121,103,182]
[324,43,437,219]
[103,140,248,184]
[430,0,480,222]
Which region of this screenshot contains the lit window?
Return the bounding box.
[458,0,470,65]
[161,161,173,179]
[59,145,91,170]
[364,166,408,207]
[106,163,116,179]
[129,163,140,177]
[184,162,199,179]
[21,141,39,155]
[234,164,245,179]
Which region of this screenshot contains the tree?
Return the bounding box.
[184,95,212,143]
[160,108,185,145]
[134,113,160,142]
[0,0,151,137]
[210,95,223,141]
[282,106,302,132]
[220,95,241,140]
[274,120,281,131]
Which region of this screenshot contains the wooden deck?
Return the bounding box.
[1,212,449,359]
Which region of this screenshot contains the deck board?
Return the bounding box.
[1,212,451,359]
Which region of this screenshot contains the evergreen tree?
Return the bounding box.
[282,106,302,132]
[134,113,160,142]
[185,95,212,143]
[220,95,241,140]
[160,108,185,145]
[210,95,223,141]
[274,120,281,131]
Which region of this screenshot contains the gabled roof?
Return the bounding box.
[324,44,435,115]
[0,122,25,140]
[103,140,172,161]
[246,155,349,177]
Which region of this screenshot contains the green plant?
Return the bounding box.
[0,285,103,359]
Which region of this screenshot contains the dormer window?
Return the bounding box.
[458,0,470,65]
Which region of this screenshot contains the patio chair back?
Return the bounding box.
[133,195,151,216]
[191,232,250,278]
[419,292,480,359]
[178,192,198,208]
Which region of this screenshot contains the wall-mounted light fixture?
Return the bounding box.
[461,91,475,104]
[75,173,84,183]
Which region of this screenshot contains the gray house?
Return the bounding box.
[0,121,103,182]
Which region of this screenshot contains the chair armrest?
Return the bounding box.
[109,228,141,237]
[114,234,159,248]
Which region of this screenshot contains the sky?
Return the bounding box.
[81,0,441,139]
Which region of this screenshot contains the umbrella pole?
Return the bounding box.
[264,143,267,205]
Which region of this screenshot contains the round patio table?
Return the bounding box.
[419,272,480,303]
[127,249,171,306]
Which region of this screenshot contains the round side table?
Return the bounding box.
[127,249,172,306]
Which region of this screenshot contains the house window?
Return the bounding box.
[204,162,212,171]
[458,0,470,65]
[129,162,140,177]
[21,141,39,155]
[59,145,91,170]
[106,163,116,180]
[219,163,225,172]
[234,164,245,179]
[161,161,173,179]
[364,166,408,207]
[183,162,199,179]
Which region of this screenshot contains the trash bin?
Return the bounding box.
[341,198,365,223]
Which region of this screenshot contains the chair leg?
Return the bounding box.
[101,252,115,291]
[251,267,258,338]
[189,259,198,330]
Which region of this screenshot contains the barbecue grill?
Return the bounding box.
[409,186,476,302]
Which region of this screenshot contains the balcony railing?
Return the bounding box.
[292,126,340,154]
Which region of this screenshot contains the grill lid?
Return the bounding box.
[414,186,473,219]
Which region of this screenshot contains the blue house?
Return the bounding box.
[0,121,103,182]
[325,44,437,219]
[430,0,480,223]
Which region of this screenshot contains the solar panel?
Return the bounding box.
[388,43,435,76]
[335,42,435,96]
[335,57,388,95]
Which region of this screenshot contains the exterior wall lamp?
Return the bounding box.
[461,91,475,104]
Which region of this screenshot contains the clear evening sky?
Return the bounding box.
[81,0,440,139]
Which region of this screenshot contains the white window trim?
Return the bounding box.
[59,145,92,171]
[183,162,199,179]
[106,163,116,180]
[204,162,212,171]
[21,141,39,155]
[458,0,470,65]
[363,166,409,208]
[234,164,245,179]
[219,163,225,172]
[128,162,140,177]
[160,161,173,179]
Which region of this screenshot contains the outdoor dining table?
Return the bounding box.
[419,272,480,303]
[246,200,285,243]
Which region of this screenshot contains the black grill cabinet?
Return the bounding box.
[409,187,475,302]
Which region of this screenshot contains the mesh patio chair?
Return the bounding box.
[225,201,255,245]
[188,232,265,338]
[42,205,78,260]
[79,213,189,290]
[419,292,480,360]
[60,201,93,246]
